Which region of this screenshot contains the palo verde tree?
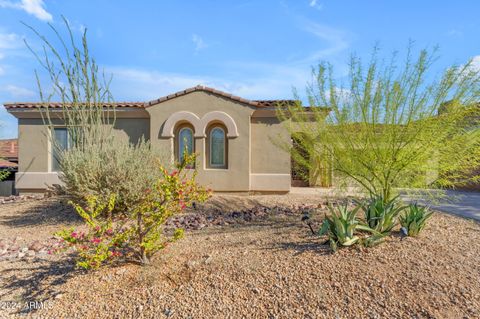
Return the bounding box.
[278,45,480,201]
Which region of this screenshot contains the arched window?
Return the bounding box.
[175,124,194,165]
[207,125,227,169]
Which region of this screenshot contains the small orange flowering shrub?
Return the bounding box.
[55,153,211,269]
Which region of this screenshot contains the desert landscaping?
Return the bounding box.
[1,194,479,319]
[1,2,480,318]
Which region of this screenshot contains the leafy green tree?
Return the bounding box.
[278,45,480,201]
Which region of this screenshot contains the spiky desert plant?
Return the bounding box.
[399,203,433,237]
[319,204,381,251]
[361,195,405,235]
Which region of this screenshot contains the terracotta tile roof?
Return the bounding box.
[144,85,298,108]
[0,139,17,160]
[3,102,145,109]
[4,85,299,110]
[145,85,261,107]
[253,100,299,108]
[0,159,17,168]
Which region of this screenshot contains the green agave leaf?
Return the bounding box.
[409,220,419,236]
[329,238,338,252]
[356,224,383,236]
[342,236,359,246]
[364,235,385,247]
[334,216,346,235]
[318,220,330,236]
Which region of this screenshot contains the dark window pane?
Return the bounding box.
[52,128,69,172]
[178,128,193,163]
[210,128,225,166]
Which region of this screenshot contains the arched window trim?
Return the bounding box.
[206,124,228,169]
[174,123,195,167]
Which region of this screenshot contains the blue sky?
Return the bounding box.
[0,0,479,138]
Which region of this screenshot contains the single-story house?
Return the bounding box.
[4,85,320,194]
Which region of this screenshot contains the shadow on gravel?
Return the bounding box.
[0,198,80,228]
[266,237,331,256]
[266,236,332,256]
[0,256,81,314]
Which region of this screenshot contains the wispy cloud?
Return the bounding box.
[1,84,36,98]
[192,34,208,53]
[106,17,350,101]
[0,0,52,22]
[309,0,323,10]
[299,20,349,63]
[0,32,20,50]
[469,55,480,71]
[446,28,463,38]
[107,65,306,101]
[0,31,23,77]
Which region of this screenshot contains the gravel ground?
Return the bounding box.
[0,194,479,319]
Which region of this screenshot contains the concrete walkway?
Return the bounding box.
[416,190,480,221]
[291,187,480,221]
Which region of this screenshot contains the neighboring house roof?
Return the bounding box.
[0,159,17,169]
[0,139,18,169]
[0,139,17,160]
[3,85,298,110]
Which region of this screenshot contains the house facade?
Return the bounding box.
[5,86,298,194]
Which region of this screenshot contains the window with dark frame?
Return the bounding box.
[175,124,195,167]
[206,125,227,169]
[51,128,70,172]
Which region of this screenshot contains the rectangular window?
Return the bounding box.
[51,128,69,172]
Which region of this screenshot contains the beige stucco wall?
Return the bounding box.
[15,116,149,191]
[250,117,291,191]
[250,117,290,174]
[18,118,50,172]
[147,91,255,192]
[11,93,293,193]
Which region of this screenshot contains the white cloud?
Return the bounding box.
[192,34,208,53]
[107,65,306,102]
[0,0,52,22]
[2,84,36,98]
[0,32,20,50]
[105,19,350,102]
[446,29,463,38]
[0,32,22,77]
[309,0,323,10]
[299,20,349,63]
[470,55,480,70]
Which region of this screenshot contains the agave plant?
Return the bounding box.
[319,204,381,251]
[361,195,405,235]
[399,203,433,237]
